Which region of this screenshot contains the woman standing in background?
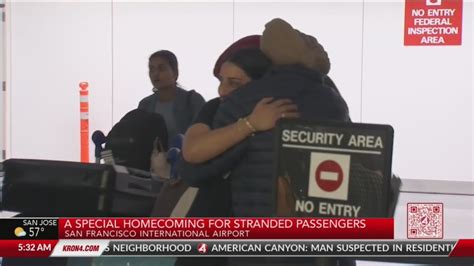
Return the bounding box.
[138,50,205,147]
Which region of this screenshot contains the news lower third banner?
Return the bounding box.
[0,218,473,257]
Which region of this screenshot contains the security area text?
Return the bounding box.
[281,130,383,149]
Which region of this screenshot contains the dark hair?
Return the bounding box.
[149,50,179,76]
[226,48,272,80]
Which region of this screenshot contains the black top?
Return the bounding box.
[179,95,233,223]
[193,97,221,128]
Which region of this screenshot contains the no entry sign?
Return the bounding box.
[275,120,394,218]
[309,153,350,201]
[316,160,343,192]
[404,0,463,45]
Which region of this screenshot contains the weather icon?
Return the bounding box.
[14,227,26,237]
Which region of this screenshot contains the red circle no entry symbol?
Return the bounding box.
[315,160,344,192]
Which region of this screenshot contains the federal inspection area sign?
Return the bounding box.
[275,119,394,218]
[404,0,463,46]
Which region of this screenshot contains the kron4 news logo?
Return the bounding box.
[197,243,208,254]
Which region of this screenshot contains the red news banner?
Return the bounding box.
[59,218,390,239]
[0,218,473,258]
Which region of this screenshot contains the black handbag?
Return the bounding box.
[1,159,161,217]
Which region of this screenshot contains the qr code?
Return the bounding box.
[407,203,443,239]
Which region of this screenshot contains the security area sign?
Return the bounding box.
[275,119,394,218]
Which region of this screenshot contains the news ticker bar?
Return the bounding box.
[0,218,393,240]
[1,240,473,257]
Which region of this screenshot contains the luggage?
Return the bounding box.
[150,179,198,217]
[150,135,202,218]
[1,159,164,217]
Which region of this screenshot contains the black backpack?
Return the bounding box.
[104,109,168,171]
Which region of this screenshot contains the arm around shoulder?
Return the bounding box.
[182,123,212,163]
[178,96,251,187]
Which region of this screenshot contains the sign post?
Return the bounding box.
[275,120,394,218]
[79,82,89,163]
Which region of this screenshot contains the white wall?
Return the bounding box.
[4,1,473,182]
[362,1,472,181]
[8,2,112,161]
